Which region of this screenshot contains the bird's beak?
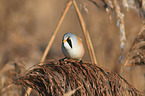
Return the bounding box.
[63,39,67,42]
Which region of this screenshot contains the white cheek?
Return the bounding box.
[64,42,71,49]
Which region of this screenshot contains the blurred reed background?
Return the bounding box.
[0,0,144,96]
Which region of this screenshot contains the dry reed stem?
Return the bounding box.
[120,22,145,75]
[73,0,98,65]
[24,1,73,96]
[39,0,73,65]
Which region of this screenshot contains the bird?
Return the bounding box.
[61,33,85,60]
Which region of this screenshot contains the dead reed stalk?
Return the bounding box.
[73,0,98,65]
[39,0,73,65]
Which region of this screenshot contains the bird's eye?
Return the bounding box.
[67,37,72,48]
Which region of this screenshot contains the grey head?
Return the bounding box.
[62,33,77,49]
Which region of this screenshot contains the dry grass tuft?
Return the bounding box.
[129,34,145,65]
[123,22,145,68]
[0,60,25,96]
[15,58,142,96]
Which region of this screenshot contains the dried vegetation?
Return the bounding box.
[0,0,144,96]
[15,58,142,96]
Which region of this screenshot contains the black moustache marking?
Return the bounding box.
[62,42,66,49]
[67,37,72,48]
